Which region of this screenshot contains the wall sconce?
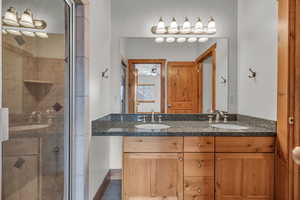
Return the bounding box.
[220,76,227,84]
[248,68,257,79]
[102,68,109,79]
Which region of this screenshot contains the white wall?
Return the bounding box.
[111,0,238,113]
[237,0,278,120]
[89,0,111,198]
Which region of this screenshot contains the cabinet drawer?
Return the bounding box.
[123,137,183,152]
[184,153,214,177]
[184,177,214,200]
[215,137,275,153]
[184,137,214,152]
[3,138,40,156]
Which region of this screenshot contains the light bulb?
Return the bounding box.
[35,32,48,38]
[3,7,19,26]
[6,29,21,36]
[194,17,204,33]
[20,9,34,28]
[155,37,164,43]
[181,17,191,34]
[207,17,216,34]
[187,37,197,43]
[156,17,166,34]
[198,37,209,43]
[166,37,175,43]
[168,17,178,34]
[177,37,186,43]
[22,30,35,37]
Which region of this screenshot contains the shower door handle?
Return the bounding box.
[0,108,9,142]
[292,146,300,165]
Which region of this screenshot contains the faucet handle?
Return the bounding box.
[208,114,214,124]
[158,115,162,123]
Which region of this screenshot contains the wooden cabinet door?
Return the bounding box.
[123,153,184,200]
[215,153,274,200]
[167,62,199,113]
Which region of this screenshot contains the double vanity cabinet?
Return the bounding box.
[122,136,275,200]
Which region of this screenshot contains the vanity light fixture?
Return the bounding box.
[2,7,19,26]
[166,37,175,43]
[19,9,34,28]
[152,16,216,43]
[198,37,209,43]
[2,6,48,38]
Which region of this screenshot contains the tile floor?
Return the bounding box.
[102,180,121,200]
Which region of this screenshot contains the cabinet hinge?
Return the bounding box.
[288,116,295,125]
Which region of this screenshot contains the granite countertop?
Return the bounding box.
[92,114,277,137]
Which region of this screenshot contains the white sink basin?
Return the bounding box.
[10,124,49,132]
[135,124,170,130]
[211,124,248,130]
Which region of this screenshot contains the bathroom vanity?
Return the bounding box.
[92,114,276,200]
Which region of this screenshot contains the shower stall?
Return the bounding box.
[0,0,75,199]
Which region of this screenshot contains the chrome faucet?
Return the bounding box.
[212,110,227,123]
[151,110,155,123]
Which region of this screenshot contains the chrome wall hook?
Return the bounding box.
[248,68,257,79]
[101,68,109,79]
[220,76,227,84]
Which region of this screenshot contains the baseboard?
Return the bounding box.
[93,169,122,200]
[93,171,111,200]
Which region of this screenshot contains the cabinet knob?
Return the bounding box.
[197,188,201,193]
[178,157,183,161]
[197,160,202,168]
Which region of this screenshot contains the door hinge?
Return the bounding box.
[288,116,295,125]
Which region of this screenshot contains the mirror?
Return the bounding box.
[120,37,228,114]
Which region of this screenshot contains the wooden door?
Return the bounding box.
[167,62,199,113]
[215,153,274,200]
[123,153,184,200]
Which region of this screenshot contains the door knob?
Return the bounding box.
[168,104,172,108]
[292,146,300,165]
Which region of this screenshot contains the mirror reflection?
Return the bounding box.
[120,37,228,114]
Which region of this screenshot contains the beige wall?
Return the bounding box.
[2,34,65,117]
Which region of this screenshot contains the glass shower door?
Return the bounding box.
[1,0,72,199]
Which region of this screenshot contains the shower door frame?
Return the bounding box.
[0,0,77,200]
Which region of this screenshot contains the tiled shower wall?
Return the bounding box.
[3,34,65,119]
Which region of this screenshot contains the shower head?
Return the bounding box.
[14,36,26,46]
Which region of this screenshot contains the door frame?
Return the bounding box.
[127,59,166,113]
[277,0,300,200]
[195,43,217,112]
